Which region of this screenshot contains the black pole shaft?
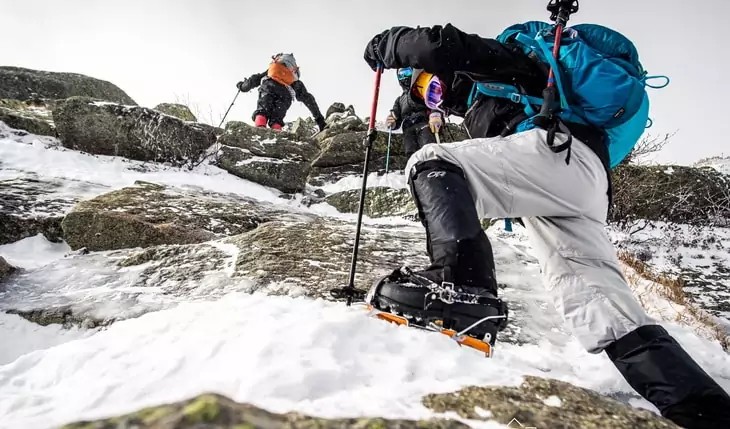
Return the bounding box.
[346,143,373,304]
[344,66,383,306]
[217,90,240,129]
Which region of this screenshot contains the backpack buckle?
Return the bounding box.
[510,93,523,103]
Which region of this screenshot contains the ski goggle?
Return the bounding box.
[414,72,445,111]
[397,67,413,81]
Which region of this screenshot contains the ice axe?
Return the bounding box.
[330,65,384,306]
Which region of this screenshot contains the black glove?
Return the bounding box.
[316,117,327,132]
[363,30,389,71]
[236,80,249,92]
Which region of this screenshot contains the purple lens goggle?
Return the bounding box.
[424,75,445,112]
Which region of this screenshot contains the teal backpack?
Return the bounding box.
[467,21,669,168]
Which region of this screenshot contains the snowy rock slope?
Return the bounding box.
[1,123,729,429]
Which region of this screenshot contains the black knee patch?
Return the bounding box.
[408,159,482,244]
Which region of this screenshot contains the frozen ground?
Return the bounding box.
[1,127,730,429]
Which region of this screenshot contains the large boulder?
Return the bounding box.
[0,177,74,245]
[308,130,408,186]
[216,121,319,193]
[326,186,416,218]
[61,393,466,429]
[0,66,136,105]
[114,217,428,300]
[0,99,55,136]
[60,181,310,252]
[225,218,427,298]
[611,164,730,227]
[154,103,197,121]
[53,97,216,168]
[423,375,680,429]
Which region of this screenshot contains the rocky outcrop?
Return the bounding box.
[0,66,136,105]
[0,99,55,136]
[423,375,680,429]
[216,121,319,193]
[0,257,16,284]
[60,181,310,252]
[308,129,407,187]
[115,217,427,300]
[611,164,730,227]
[0,177,73,245]
[154,103,197,121]
[53,97,216,168]
[326,187,416,218]
[61,393,466,429]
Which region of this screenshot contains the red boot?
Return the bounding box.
[254,115,267,127]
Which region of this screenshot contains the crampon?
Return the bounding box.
[330,267,509,358]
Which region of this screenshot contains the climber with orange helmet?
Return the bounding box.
[385,67,445,157]
[236,53,326,132]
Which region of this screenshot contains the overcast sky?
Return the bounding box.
[3,0,728,164]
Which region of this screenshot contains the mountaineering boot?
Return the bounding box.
[606,325,730,429]
[408,159,498,293]
[367,159,508,343]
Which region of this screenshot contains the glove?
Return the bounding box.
[385,112,397,129]
[428,112,443,134]
[236,80,249,92]
[316,117,327,132]
[363,30,388,71]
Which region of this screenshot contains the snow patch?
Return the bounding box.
[0,234,71,270]
[542,395,562,407]
[0,313,96,366]
[318,171,409,194]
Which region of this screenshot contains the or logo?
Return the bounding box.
[427,171,446,178]
[506,418,537,429]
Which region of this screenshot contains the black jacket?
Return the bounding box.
[240,71,325,124]
[391,91,431,130]
[364,24,610,172]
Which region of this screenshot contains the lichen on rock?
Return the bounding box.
[60,393,468,429]
[422,375,680,429]
[153,103,197,122]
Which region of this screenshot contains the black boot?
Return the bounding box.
[366,159,507,343]
[606,325,730,429]
[409,159,498,295]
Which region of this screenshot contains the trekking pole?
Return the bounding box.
[217,90,241,129]
[385,125,392,174]
[331,65,384,306]
[533,0,579,125]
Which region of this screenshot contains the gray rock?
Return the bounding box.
[0,66,136,105]
[215,121,319,193]
[53,97,216,168]
[60,181,308,251]
[0,99,55,136]
[0,177,75,245]
[423,375,680,429]
[326,186,417,218]
[226,218,428,299]
[325,102,347,119]
[153,103,197,121]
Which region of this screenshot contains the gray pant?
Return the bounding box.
[405,128,654,353]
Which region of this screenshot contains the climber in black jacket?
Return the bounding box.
[387,67,445,157]
[362,23,730,429]
[236,53,326,131]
